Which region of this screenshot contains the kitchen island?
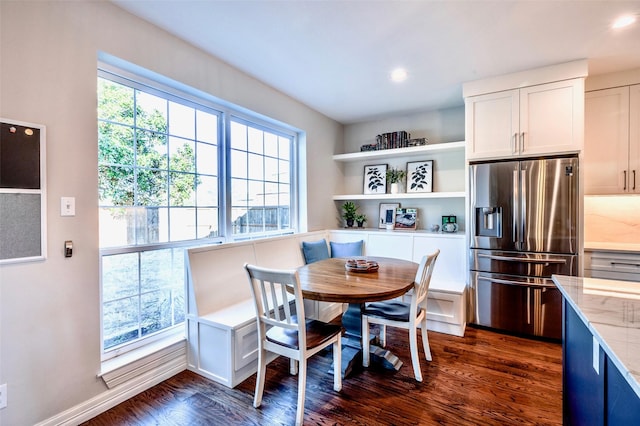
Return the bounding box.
[552,275,640,424]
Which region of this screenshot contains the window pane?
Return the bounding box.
[136,91,167,133]
[264,157,278,182]
[169,136,195,174]
[99,165,135,205]
[248,127,263,154]
[196,110,217,144]
[102,252,139,301]
[264,132,278,157]
[197,208,218,238]
[100,207,133,247]
[232,207,248,234]
[231,178,248,206]
[136,129,168,170]
[248,180,264,207]
[265,207,278,231]
[103,296,139,349]
[99,122,134,166]
[169,208,196,241]
[196,175,218,206]
[141,289,173,336]
[98,79,134,125]
[264,182,278,206]
[278,136,290,160]
[136,170,168,207]
[231,149,247,178]
[169,171,196,206]
[169,101,195,139]
[196,141,217,176]
[140,249,172,292]
[279,159,290,184]
[230,121,247,150]
[135,206,168,245]
[248,153,263,180]
[279,183,291,205]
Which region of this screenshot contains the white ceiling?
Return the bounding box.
[112,0,640,124]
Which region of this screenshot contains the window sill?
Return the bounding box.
[99,333,186,389]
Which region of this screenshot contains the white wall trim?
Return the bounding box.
[34,356,187,426]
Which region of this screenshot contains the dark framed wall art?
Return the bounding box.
[0,118,47,263]
[407,160,433,193]
[363,164,387,194]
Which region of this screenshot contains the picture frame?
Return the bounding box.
[379,202,400,229]
[406,160,433,193]
[394,208,418,230]
[364,164,387,194]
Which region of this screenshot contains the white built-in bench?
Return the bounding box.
[186,229,467,388]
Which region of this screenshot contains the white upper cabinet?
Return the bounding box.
[585,84,640,194]
[466,78,584,160]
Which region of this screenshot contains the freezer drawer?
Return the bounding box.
[470,249,577,277]
[471,271,562,339]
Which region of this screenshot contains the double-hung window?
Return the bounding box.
[98,66,297,360]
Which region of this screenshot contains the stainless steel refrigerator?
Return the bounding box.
[469,156,578,339]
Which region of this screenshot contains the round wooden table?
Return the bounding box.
[297,256,418,377]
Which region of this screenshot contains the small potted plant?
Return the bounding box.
[386,167,406,194]
[355,213,367,228]
[342,201,358,227]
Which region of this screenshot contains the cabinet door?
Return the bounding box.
[465,89,519,160]
[584,86,630,194]
[519,79,584,157]
[630,84,640,193]
[564,301,605,425]
[606,356,640,424]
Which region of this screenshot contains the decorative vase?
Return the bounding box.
[390,183,399,194]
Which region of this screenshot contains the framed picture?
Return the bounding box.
[379,202,400,228]
[407,160,433,193]
[364,164,387,194]
[394,208,418,230]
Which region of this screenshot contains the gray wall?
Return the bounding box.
[0,1,341,424]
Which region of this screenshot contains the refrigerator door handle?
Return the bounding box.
[521,169,527,250]
[527,287,531,325]
[477,253,567,264]
[513,169,519,248]
[477,275,558,289]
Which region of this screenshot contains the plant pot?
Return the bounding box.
[390,183,399,194]
[356,221,364,228]
[346,219,354,227]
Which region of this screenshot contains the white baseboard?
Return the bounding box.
[34,357,187,426]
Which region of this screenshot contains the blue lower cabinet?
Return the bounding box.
[607,357,640,425]
[564,301,605,425]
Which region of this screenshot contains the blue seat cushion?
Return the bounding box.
[302,239,330,264]
[362,301,411,322]
[330,240,364,258]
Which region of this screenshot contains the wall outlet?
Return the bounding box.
[0,383,7,409]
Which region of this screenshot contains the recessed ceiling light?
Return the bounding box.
[390,68,408,83]
[612,14,636,29]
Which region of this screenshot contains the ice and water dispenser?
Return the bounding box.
[474,207,502,238]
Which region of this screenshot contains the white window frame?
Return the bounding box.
[98,58,299,361]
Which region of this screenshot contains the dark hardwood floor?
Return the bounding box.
[83,325,562,425]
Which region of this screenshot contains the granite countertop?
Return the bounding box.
[584,242,640,253]
[552,275,640,398]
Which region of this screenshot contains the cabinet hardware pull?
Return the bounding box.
[634,170,636,191]
[610,262,640,268]
[624,170,627,191]
[513,133,518,154]
[520,132,525,152]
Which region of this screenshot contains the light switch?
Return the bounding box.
[61,197,75,217]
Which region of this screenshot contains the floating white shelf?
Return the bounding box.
[332,191,465,201]
[333,140,465,162]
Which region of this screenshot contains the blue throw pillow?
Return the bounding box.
[330,240,364,258]
[302,239,330,264]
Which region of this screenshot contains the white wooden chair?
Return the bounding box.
[361,250,440,382]
[244,263,342,426]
